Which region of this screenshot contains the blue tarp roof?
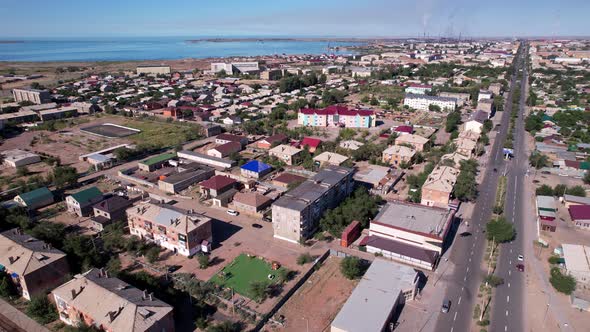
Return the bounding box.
[241,160,271,173]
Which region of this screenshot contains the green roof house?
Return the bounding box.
[14,187,54,210]
[66,187,103,217]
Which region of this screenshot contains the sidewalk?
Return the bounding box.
[0,298,49,332]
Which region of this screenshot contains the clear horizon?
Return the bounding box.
[0,0,588,38]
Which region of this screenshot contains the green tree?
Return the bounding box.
[16,166,29,177]
[454,159,479,202]
[484,274,505,287]
[145,246,160,263]
[486,217,515,243]
[26,296,58,324]
[535,185,554,196]
[249,281,270,302]
[0,272,17,298]
[340,256,365,280]
[296,253,313,265]
[549,267,576,295]
[51,166,79,189]
[529,152,548,169]
[428,104,442,112]
[445,111,462,132]
[207,321,244,332]
[198,254,209,269]
[566,186,586,197]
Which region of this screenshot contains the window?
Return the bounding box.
[144,221,152,230]
[178,234,187,242]
[158,226,167,234]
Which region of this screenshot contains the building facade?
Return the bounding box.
[127,203,213,256]
[272,166,355,243]
[298,106,376,128]
[12,88,51,105]
[403,94,457,111]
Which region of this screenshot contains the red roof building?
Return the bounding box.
[300,137,322,153]
[199,175,237,198]
[570,205,590,221]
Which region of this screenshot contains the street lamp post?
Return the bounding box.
[302,317,309,332]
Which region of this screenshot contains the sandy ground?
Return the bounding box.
[266,256,358,332]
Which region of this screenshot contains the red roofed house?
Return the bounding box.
[394,125,414,135]
[199,175,238,199]
[570,205,590,230]
[257,134,288,150]
[300,137,322,153]
[297,105,376,128]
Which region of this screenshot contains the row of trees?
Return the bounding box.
[535,184,586,197]
[319,187,382,237]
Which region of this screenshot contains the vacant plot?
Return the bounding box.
[210,253,283,299]
[269,256,357,332]
[81,123,140,138]
[118,119,201,148]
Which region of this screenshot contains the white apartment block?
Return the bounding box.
[403,94,457,112]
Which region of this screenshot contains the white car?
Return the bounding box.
[517,254,524,261]
[227,210,239,216]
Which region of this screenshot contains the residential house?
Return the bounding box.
[13,187,54,210]
[256,134,288,150]
[215,133,248,147]
[0,229,70,300]
[207,141,242,158]
[382,145,416,166]
[268,144,302,165]
[199,175,238,199]
[127,202,213,256]
[66,187,104,217]
[52,268,174,332]
[395,134,429,152]
[339,140,364,151]
[570,205,590,230]
[313,152,349,167]
[300,137,322,153]
[272,173,307,188]
[421,166,459,208]
[240,160,272,179]
[91,196,133,231]
[464,110,489,134]
[232,192,273,215]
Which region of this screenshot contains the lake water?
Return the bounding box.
[0,37,361,62]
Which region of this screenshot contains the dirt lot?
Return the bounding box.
[267,256,358,332]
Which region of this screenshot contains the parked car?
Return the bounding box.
[252,223,263,229]
[517,254,524,261]
[227,210,239,216]
[516,264,525,272]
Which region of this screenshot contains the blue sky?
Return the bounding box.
[0,0,588,38]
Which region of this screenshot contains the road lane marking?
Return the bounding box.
[505,326,508,331]
[458,296,462,305]
[469,258,471,262]
[464,276,467,281]
[466,267,470,273]
[454,312,458,321]
[509,270,511,276]
[509,260,512,265]
[507,296,510,303]
[510,249,513,253]
[508,282,511,287]
[461,286,464,291]
[506,310,509,316]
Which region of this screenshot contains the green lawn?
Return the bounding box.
[209,254,282,299]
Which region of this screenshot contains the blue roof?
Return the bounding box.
[241,160,271,173]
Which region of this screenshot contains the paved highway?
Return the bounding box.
[489,42,528,332]
[434,43,527,332]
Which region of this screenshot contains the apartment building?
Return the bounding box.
[127,203,213,256]
[439,92,471,106]
[52,268,174,332]
[272,166,355,243]
[421,166,459,208]
[298,105,376,128]
[0,229,70,300]
[136,65,171,75]
[12,88,51,105]
[210,62,260,75]
[403,94,457,112]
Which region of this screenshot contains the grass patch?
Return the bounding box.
[121,118,201,149]
[493,176,507,215]
[209,254,285,299]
